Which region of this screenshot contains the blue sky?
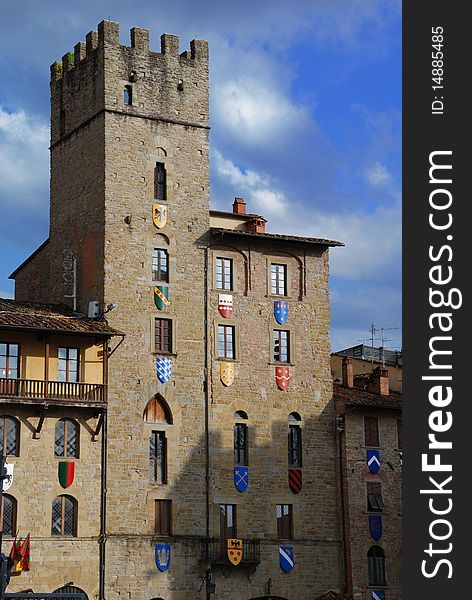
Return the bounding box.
[0,0,401,351]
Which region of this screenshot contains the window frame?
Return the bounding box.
[288,423,302,468]
[0,342,20,380]
[54,418,79,459]
[155,499,172,536]
[0,415,20,457]
[219,503,237,539]
[215,257,234,291]
[367,545,387,586]
[233,422,248,466]
[271,263,288,296]
[217,324,236,360]
[57,347,80,383]
[276,503,293,539]
[153,317,174,355]
[154,162,167,201]
[51,495,77,537]
[1,493,17,537]
[364,416,380,447]
[366,481,384,512]
[150,430,168,484]
[273,329,290,363]
[124,85,133,106]
[152,248,169,283]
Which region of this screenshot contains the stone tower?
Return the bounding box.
[11,20,344,600]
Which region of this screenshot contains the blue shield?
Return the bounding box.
[155,543,171,572]
[372,590,385,600]
[234,466,249,493]
[369,515,382,541]
[274,300,289,324]
[279,546,294,573]
[367,449,381,474]
[156,358,172,383]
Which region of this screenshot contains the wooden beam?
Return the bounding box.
[33,406,48,439]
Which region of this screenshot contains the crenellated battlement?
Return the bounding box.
[50,20,208,82]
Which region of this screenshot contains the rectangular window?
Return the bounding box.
[216,258,233,290]
[150,431,167,484]
[155,499,172,535]
[218,325,235,359]
[276,504,293,539]
[57,347,79,383]
[273,330,290,362]
[271,264,287,296]
[154,162,167,200]
[367,481,384,512]
[219,504,237,539]
[155,319,173,354]
[152,249,169,282]
[397,418,403,449]
[288,425,302,467]
[0,343,19,379]
[234,423,248,466]
[364,416,379,447]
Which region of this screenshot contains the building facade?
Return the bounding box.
[334,358,402,600]
[6,21,344,600]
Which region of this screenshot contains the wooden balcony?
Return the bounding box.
[0,377,106,408]
[200,538,261,566]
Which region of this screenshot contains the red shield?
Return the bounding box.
[218,294,233,318]
[288,467,302,494]
[275,366,290,390]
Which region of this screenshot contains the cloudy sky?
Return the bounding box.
[0,0,401,351]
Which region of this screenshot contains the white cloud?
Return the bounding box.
[366,162,392,187]
[0,107,49,207]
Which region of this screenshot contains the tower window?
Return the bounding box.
[154,318,173,354]
[155,499,172,535]
[288,423,302,467]
[273,329,290,363]
[271,264,287,296]
[152,249,169,282]
[364,416,380,447]
[367,545,386,586]
[150,431,167,484]
[234,422,248,466]
[217,325,235,359]
[219,504,237,539]
[51,495,77,536]
[367,481,384,512]
[55,418,79,458]
[1,494,17,536]
[215,258,233,290]
[154,163,167,200]
[276,504,293,539]
[124,85,133,106]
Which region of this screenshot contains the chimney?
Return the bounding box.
[367,366,389,396]
[233,197,247,215]
[342,357,353,389]
[248,217,266,234]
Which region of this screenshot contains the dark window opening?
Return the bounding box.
[150,431,167,484]
[219,504,237,539]
[51,495,77,536]
[234,423,248,466]
[288,424,302,467]
[155,318,173,354]
[54,418,79,458]
[155,499,172,535]
[276,504,293,539]
[368,545,386,586]
[1,494,17,536]
[364,416,379,447]
[397,418,403,449]
[367,481,384,512]
[154,162,167,200]
[0,416,19,457]
[124,85,133,106]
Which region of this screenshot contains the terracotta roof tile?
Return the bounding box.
[333,382,402,410]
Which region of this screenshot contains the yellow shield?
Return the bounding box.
[152,203,168,228]
[220,362,234,386]
[227,538,243,566]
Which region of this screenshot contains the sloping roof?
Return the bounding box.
[209,209,267,222]
[0,298,123,337]
[333,382,402,411]
[210,227,343,247]
[9,239,49,279]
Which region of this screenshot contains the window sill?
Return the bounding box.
[270,361,294,367]
[152,352,178,358]
[216,357,238,363]
[267,294,292,300]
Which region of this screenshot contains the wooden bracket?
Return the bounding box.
[92,412,105,441]
[33,406,48,439]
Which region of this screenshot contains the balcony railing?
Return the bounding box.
[0,377,106,406]
[200,538,261,565]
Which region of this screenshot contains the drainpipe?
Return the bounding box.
[99,339,109,600]
[204,247,211,542]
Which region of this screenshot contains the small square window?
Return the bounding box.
[271,264,287,296]
[216,258,233,290]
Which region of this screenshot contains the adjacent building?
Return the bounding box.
[4,21,345,600]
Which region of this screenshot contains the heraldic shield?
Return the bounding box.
[275,366,290,390]
[155,543,171,572]
[156,357,172,383]
[274,300,289,324]
[367,449,381,474]
[2,463,14,491]
[220,362,235,386]
[372,590,385,600]
[218,294,233,318]
[369,515,382,541]
[154,285,170,310]
[279,546,294,573]
[234,466,249,493]
[152,203,168,228]
[227,539,243,566]
[288,467,302,494]
[58,461,75,489]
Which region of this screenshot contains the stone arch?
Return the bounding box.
[263,250,305,300]
[53,585,88,600]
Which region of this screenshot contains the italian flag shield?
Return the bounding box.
[58,461,75,489]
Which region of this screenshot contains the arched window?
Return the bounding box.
[143,396,172,424]
[234,411,248,466]
[55,419,79,458]
[124,85,133,105]
[1,494,17,536]
[0,416,19,456]
[54,586,88,600]
[288,415,302,467]
[52,495,77,536]
[367,545,386,586]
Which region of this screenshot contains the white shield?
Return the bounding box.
[2,463,14,491]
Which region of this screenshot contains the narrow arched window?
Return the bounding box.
[54,586,88,600]
[288,415,302,467]
[367,545,386,586]
[0,416,19,456]
[55,419,79,458]
[233,411,248,466]
[52,495,77,536]
[1,494,17,536]
[124,85,133,105]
